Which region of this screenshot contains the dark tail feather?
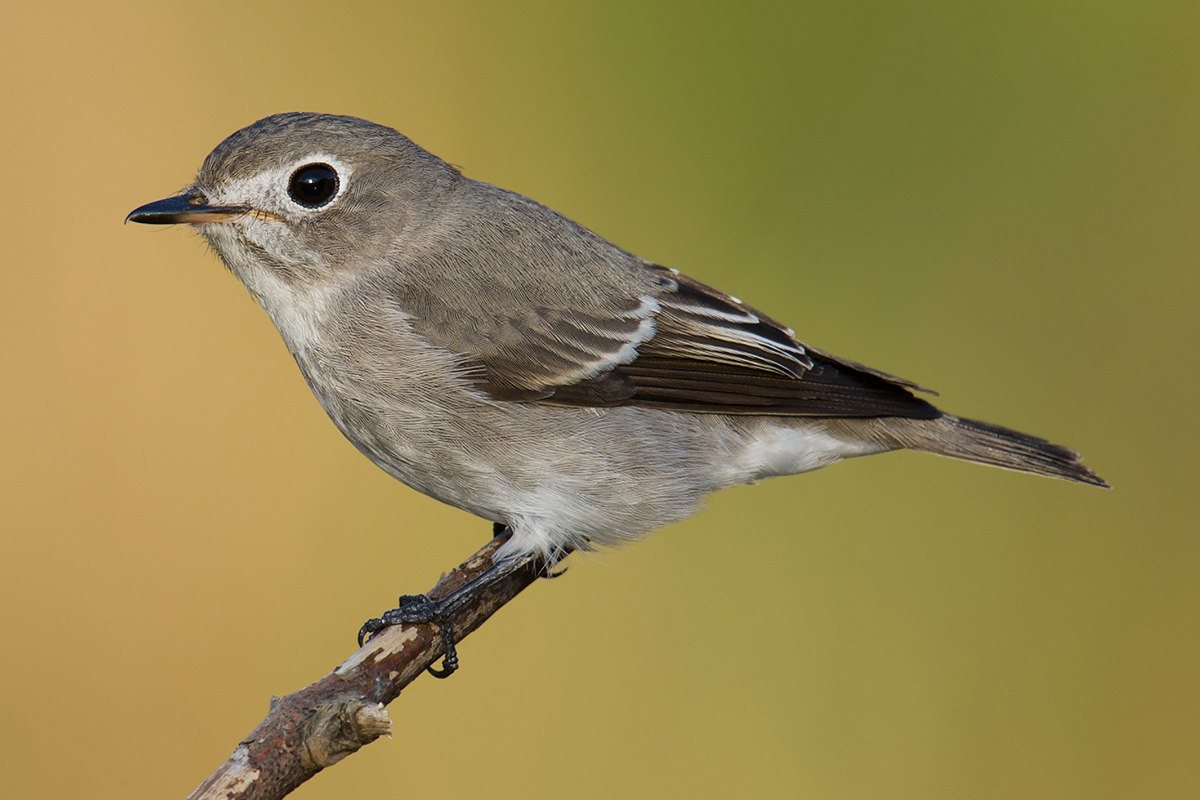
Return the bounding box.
[887,414,1109,487]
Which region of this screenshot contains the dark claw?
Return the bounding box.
[425,618,458,678]
[357,617,385,648]
[357,593,460,678]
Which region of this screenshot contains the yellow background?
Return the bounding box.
[2,2,1197,798]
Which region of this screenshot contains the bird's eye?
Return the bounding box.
[287,163,340,208]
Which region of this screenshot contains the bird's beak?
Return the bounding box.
[126,192,248,225]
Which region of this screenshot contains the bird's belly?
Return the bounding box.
[296,349,874,559]
[305,384,732,554]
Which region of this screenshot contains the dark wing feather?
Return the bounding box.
[462,302,659,400]
[643,274,814,378]
[540,267,940,419]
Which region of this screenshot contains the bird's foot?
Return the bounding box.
[358,594,459,678]
[356,524,566,679]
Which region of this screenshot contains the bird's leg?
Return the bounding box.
[357,523,567,678]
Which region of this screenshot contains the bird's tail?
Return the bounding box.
[874,414,1109,487]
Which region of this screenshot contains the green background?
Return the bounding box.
[2,2,1196,798]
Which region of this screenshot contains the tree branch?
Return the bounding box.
[183,534,541,800]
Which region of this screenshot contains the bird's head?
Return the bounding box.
[127,113,461,293]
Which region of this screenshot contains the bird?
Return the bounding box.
[128,112,1106,671]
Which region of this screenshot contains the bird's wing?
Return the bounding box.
[394,185,937,417]
[402,262,937,418]
[543,268,941,418]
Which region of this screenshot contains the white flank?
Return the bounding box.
[739,425,886,479]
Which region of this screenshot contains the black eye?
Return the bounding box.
[287,163,339,208]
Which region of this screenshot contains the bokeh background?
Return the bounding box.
[2,2,1197,798]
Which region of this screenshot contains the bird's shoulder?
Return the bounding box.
[381,180,667,397]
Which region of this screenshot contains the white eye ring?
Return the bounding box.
[287,162,341,208]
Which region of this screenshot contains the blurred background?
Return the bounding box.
[2,1,1197,798]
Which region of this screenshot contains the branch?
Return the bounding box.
[184,534,541,800]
